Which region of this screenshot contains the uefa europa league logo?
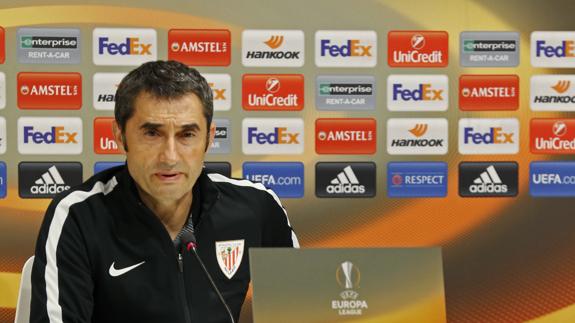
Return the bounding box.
[336,261,360,290]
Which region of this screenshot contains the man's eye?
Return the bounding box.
[144,130,159,137]
[181,132,196,138]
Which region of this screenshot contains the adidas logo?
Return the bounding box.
[469,165,508,193]
[30,165,70,194]
[264,35,284,49]
[326,166,365,194]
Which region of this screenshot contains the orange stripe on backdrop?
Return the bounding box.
[0,5,242,33]
[309,156,543,248]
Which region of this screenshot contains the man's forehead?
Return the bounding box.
[132,91,206,124]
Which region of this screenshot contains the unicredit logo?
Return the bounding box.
[531,119,575,153]
[388,31,448,67]
[242,74,304,111]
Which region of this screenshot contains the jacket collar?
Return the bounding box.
[116,165,220,223]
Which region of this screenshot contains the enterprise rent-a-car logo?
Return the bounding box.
[93,28,157,66]
[316,75,375,111]
[460,31,519,67]
[17,27,81,64]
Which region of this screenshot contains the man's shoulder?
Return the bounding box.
[50,165,125,207]
[205,172,281,204]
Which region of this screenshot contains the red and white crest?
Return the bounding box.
[215,239,244,279]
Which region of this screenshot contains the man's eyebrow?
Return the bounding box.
[180,123,201,132]
[140,122,162,130]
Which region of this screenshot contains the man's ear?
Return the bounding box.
[112,120,127,152]
[206,122,216,152]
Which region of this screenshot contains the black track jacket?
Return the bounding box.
[30,165,298,323]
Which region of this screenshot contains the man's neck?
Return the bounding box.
[137,188,193,240]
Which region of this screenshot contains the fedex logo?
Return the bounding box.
[463,127,514,144]
[93,28,156,66]
[320,39,372,57]
[203,74,231,111]
[387,75,448,111]
[535,40,574,58]
[18,117,82,155]
[242,118,303,155]
[99,37,152,55]
[392,83,443,101]
[532,32,575,67]
[23,126,78,144]
[247,127,299,145]
[458,118,519,155]
[315,30,377,67]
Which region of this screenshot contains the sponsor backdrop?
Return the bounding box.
[1,0,575,322]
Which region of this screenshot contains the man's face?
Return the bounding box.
[114,91,215,204]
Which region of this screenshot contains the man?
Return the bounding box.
[30,60,299,323]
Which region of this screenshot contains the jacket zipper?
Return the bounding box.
[136,201,193,323]
[178,252,192,323]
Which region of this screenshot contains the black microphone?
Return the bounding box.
[181,231,235,323]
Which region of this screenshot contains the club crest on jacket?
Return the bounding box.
[215,239,245,279]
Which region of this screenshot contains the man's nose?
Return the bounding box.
[159,137,178,165]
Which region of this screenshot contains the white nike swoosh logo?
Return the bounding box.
[108,261,145,277]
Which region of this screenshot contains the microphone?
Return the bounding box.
[181,231,236,323]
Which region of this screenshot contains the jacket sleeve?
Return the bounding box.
[31,196,94,323]
[260,190,299,248]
